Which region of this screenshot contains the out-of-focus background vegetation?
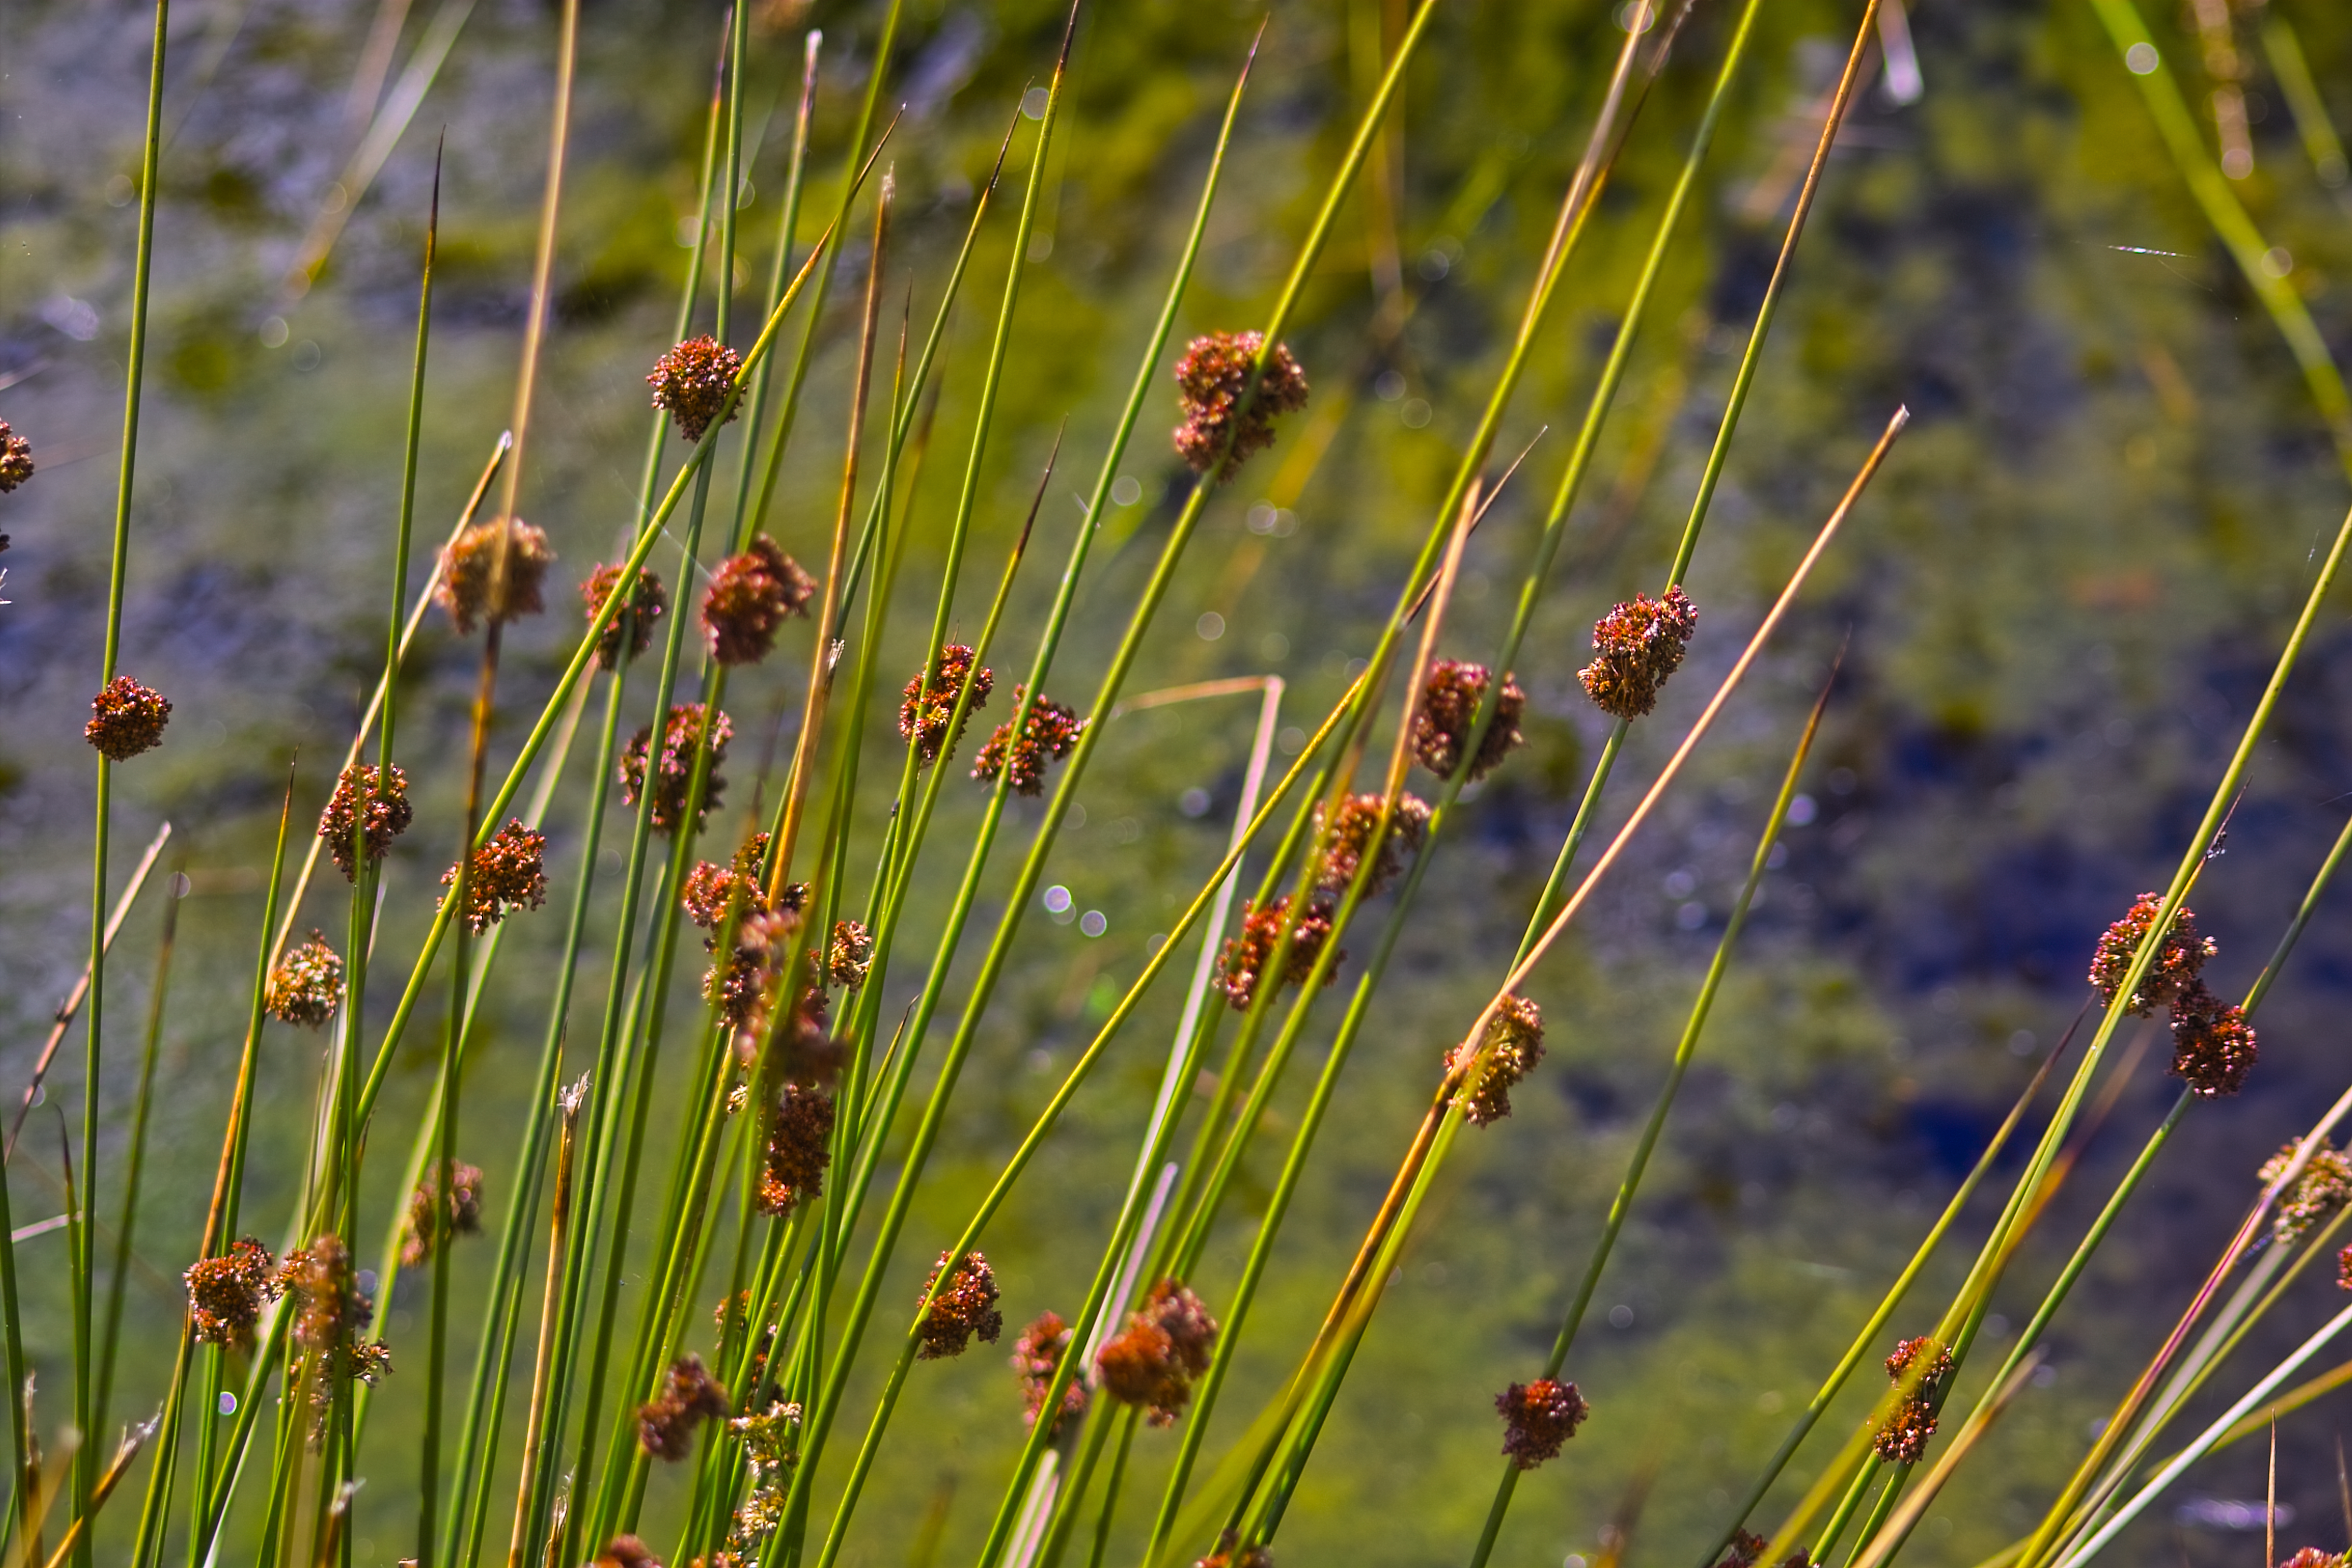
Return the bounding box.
[7,0,2352,1562]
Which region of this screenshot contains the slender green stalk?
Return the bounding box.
[2261,15,2350,189]
[93,876,177,1446]
[726,27,822,556]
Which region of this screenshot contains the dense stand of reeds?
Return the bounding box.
[10,2,2352,1567]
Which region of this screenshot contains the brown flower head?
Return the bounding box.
[266,932,345,1028]
[185,1236,275,1349]
[401,1160,485,1267]
[1173,332,1309,480]
[2090,892,2215,1016]
[1412,661,1526,782]
[2167,976,2257,1097]
[649,335,744,443]
[623,703,734,836]
[1194,1533,1272,1568]
[900,645,991,766]
[0,421,34,492]
[917,1251,1004,1361]
[827,919,874,989]
[1579,587,1698,720]
[276,1233,374,1358]
[85,676,171,760]
[1314,792,1431,895]
[1011,1311,1090,1439]
[596,1536,666,1568]
[683,830,773,928]
[705,905,831,1074]
[1447,992,1546,1126]
[319,763,414,881]
[582,562,669,671]
[1495,1377,1589,1469]
[637,1353,732,1462]
[2258,1141,2352,1245]
[703,535,816,666]
[757,1083,835,1217]
[1096,1279,1217,1426]
[442,818,548,934]
[972,688,1086,796]
[1712,1531,1771,1568]
[1874,1336,1952,1464]
[435,516,554,636]
[2279,1552,2349,1568]
[1215,894,1341,1012]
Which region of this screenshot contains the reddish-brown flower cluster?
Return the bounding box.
[1011,1310,1089,1439]
[436,516,554,636]
[596,1536,666,1568]
[319,762,414,881]
[756,1084,835,1217]
[1495,1377,1588,1469]
[582,562,669,671]
[683,831,773,928]
[1095,1279,1217,1426]
[1194,1532,1272,1568]
[1711,1530,1771,1568]
[623,703,734,835]
[2259,1143,2352,1244]
[1448,992,1546,1126]
[401,1160,485,1267]
[85,675,171,760]
[265,932,345,1028]
[185,1236,275,1349]
[0,419,32,492]
[442,818,548,934]
[705,904,805,1034]
[900,645,991,765]
[2167,978,2258,1098]
[274,1233,388,1424]
[1172,332,1309,480]
[703,535,816,666]
[649,335,745,443]
[1216,895,1341,1011]
[2090,892,2217,1016]
[1579,587,1698,720]
[2278,1550,2349,1568]
[1412,660,1526,782]
[916,1251,1003,1361]
[1314,792,1431,895]
[827,919,873,989]
[638,1353,732,1461]
[972,688,1085,796]
[1874,1336,1952,1463]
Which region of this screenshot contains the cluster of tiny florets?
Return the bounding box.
[1011,1310,1089,1438]
[442,818,548,934]
[1495,1377,1589,1469]
[1314,792,1431,895]
[638,1354,732,1462]
[265,932,345,1028]
[275,1234,388,1434]
[583,562,669,670]
[1448,992,1546,1126]
[401,1160,485,1267]
[1194,1532,1272,1568]
[972,688,1085,795]
[85,676,171,760]
[1217,895,1341,1011]
[1096,1279,1217,1426]
[1172,332,1309,480]
[1579,587,1698,720]
[436,516,555,636]
[2278,1550,2351,1568]
[2258,1142,2352,1245]
[0,420,32,492]
[900,645,991,765]
[1711,1530,1771,1568]
[683,831,773,928]
[623,703,734,835]
[185,1236,276,1349]
[649,335,745,442]
[1873,1336,1952,1464]
[1413,661,1526,782]
[594,1536,665,1568]
[319,762,414,881]
[827,919,873,989]
[2090,892,2216,1016]
[916,1251,1003,1361]
[2166,977,2258,1097]
[757,1083,835,1217]
[703,535,816,666]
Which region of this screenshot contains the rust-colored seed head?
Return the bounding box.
[637,1354,732,1462]
[1216,895,1342,1012]
[704,906,822,1059]
[185,1236,275,1349]
[1494,1378,1588,1469]
[2259,1141,2352,1244]
[1313,792,1431,895]
[401,1160,485,1267]
[1874,1336,1951,1464]
[1712,1531,1771,1568]
[972,688,1086,796]
[1011,1310,1090,1438]
[2340,1243,2352,1293]
[1448,992,1546,1126]
[683,831,771,928]
[757,1084,835,1217]
[2166,976,2256,1097]
[2091,892,2216,1016]
[275,1233,374,1357]
[442,818,548,934]
[1172,332,1309,480]
[1412,660,1526,782]
[1194,1532,1272,1568]
[583,562,669,671]
[900,645,991,766]
[703,535,816,667]
[622,703,734,836]
[85,675,171,760]
[596,1536,666,1568]
[827,919,873,989]
[318,762,414,881]
[1579,586,1698,720]
[916,1251,1003,1361]
[649,335,745,443]
[435,516,554,636]
[0,420,34,492]
[265,932,345,1028]
[2279,1551,2348,1568]
[1096,1279,1217,1426]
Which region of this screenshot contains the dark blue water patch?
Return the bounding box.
[1901,1094,2006,1182]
